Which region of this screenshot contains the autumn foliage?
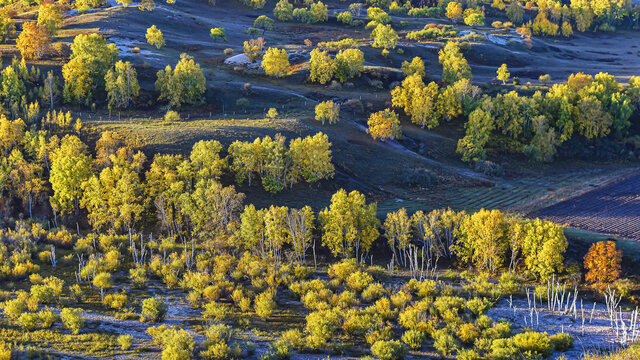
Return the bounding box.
[584,241,622,290]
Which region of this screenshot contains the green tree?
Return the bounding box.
[1,66,25,108]
[456,107,494,162]
[335,48,364,82]
[254,15,274,34]
[69,33,119,91]
[105,60,140,109]
[319,189,380,261]
[155,54,206,108]
[50,135,93,215]
[146,25,165,49]
[273,0,293,21]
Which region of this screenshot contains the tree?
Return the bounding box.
[0,9,16,44]
[511,218,567,280]
[451,209,509,273]
[179,179,245,240]
[335,48,364,82]
[456,108,494,162]
[401,57,425,78]
[367,109,402,141]
[506,1,524,24]
[62,57,93,105]
[146,25,165,49]
[273,0,293,21]
[155,54,206,108]
[42,71,60,110]
[464,12,485,27]
[315,101,339,125]
[319,189,380,261]
[288,132,334,184]
[50,135,92,215]
[575,96,612,139]
[1,66,25,107]
[309,48,336,85]
[496,64,510,85]
[385,208,412,267]
[439,42,471,84]
[370,24,398,53]
[262,48,289,78]
[92,272,112,301]
[69,33,119,91]
[81,149,146,234]
[584,241,622,290]
[37,3,62,35]
[254,15,274,34]
[16,22,50,60]
[209,27,226,42]
[285,206,315,264]
[267,108,278,120]
[446,2,463,23]
[243,37,265,61]
[105,60,140,109]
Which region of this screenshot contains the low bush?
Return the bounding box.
[117,334,133,351]
[550,332,574,352]
[370,340,407,360]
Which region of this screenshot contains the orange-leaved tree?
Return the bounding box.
[583,240,622,290]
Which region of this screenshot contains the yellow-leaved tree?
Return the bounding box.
[262,47,290,78]
[367,109,402,141]
[319,189,379,262]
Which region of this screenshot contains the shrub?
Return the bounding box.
[498,272,521,295]
[0,341,10,360]
[466,297,491,315]
[18,312,39,331]
[362,283,387,302]
[433,329,458,356]
[164,110,180,121]
[457,349,480,360]
[61,308,84,334]
[401,329,425,349]
[304,309,342,350]
[38,308,58,328]
[104,293,128,309]
[118,334,133,351]
[493,321,513,339]
[347,271,373,292]
[433,296,465,315]
[550,332,573,352]
[457,323,481,344]
[490,338,518,360]
[370,340,407,360]
[512,331,552,358]
[142,297,168,323]
[390,291,412,309]
[254,291,276,320]
[328,260,359,282]
[475,314,493,329]
[280,329,305,350]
